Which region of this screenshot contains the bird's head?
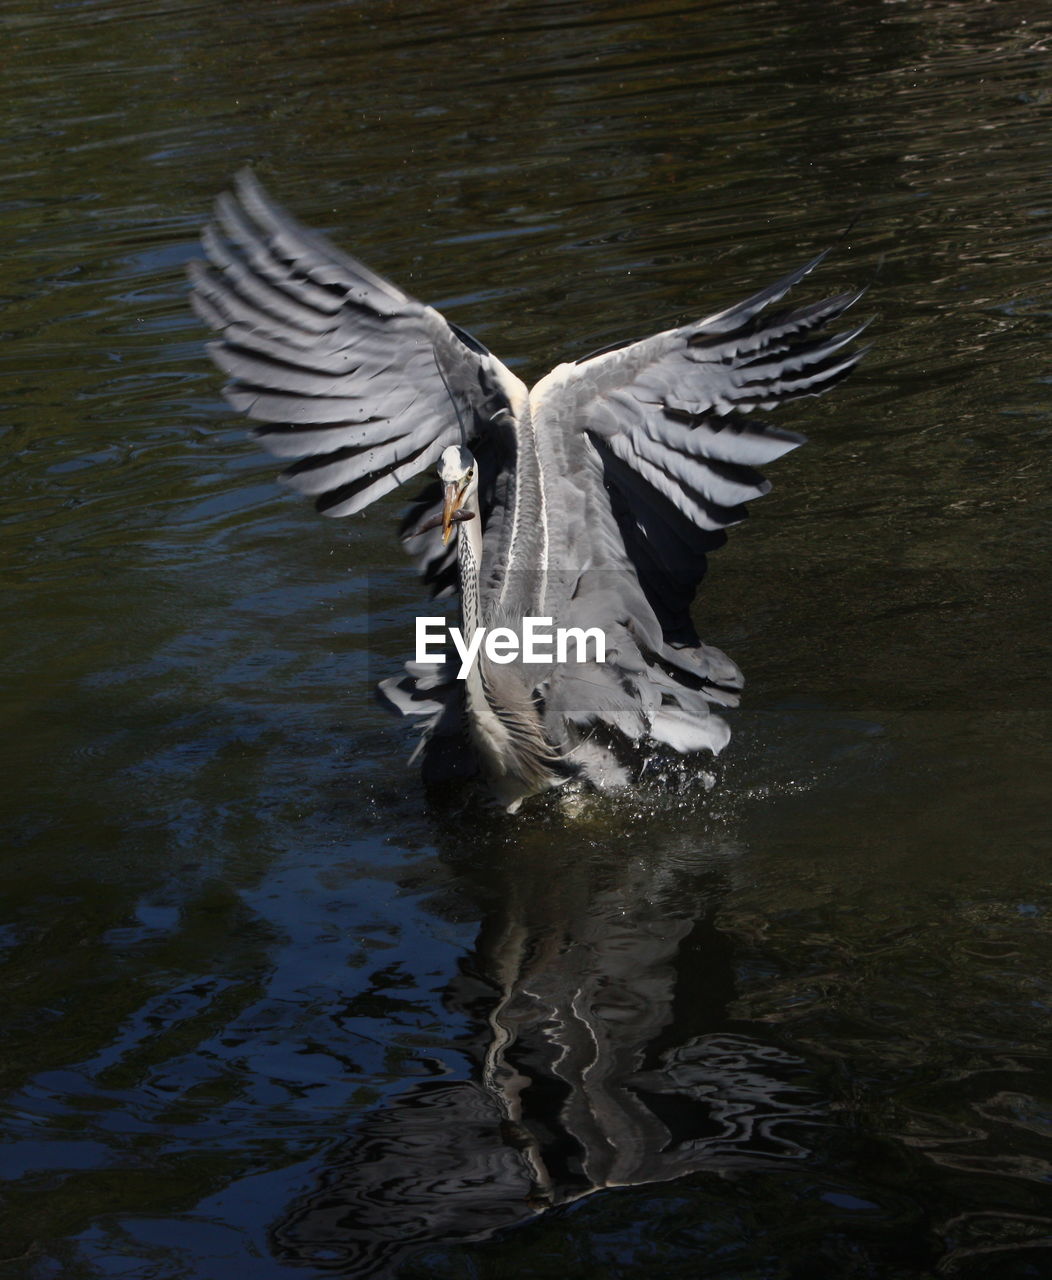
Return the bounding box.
[438,444,478,544]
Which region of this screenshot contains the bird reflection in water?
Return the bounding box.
[269,824,823,1275]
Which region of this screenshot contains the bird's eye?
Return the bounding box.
[466,469,474,480]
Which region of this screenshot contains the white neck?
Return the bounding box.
[456,491,512,768]
[453,485,559,809]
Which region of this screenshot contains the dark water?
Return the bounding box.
[3,0,1052,1276]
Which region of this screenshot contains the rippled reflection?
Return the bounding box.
[271,832,820,1273]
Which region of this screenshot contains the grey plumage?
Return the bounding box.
[192,172,866,811]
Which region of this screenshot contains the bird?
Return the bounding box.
[190,171,866,813]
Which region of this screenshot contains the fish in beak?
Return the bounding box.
[442,480,466,544]
[403,503,475,541]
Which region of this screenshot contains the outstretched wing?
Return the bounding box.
[190,170,527,518]
[541,254,867,641]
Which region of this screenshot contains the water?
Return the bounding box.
[2,0,1051,1275]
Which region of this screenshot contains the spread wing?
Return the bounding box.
[551,255,868,641]
[189,170,526,518]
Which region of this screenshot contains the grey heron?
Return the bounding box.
[191,172,866,812]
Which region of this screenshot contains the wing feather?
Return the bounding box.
[190,171,526,517]
[539,256,866,643]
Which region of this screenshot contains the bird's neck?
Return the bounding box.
[456,495,498,756]
[455,494,556,807]
[457,493,485,633]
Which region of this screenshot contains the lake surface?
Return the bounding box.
[2,0,1051,1276]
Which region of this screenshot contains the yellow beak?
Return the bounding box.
[441,481,465,544]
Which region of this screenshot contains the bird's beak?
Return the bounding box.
[441,481,465,544]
